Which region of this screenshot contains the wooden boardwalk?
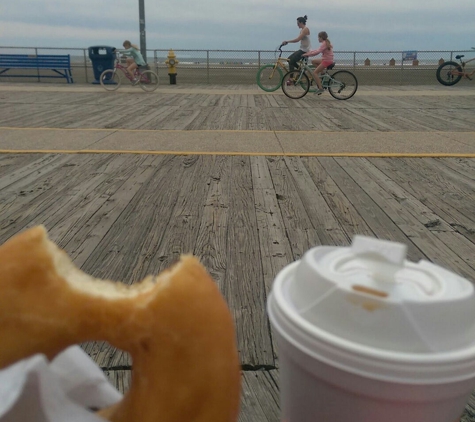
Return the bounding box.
[0,84,475,420]
[0,85,474,132]
[1,152,475,420]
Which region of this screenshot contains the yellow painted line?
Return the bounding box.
[1,149,474,158]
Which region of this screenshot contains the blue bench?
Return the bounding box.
[0,54,74,83]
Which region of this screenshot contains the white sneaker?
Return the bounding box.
[314,88,324,95]
[132,77,140,85]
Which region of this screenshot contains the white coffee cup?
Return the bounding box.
[267,236,475,422]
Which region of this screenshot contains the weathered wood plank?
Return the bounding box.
[431,230,475,276]
[0,153,39,172]
[247,106,270,130]
[436,158,475,181]
[301,156,376,239]
[370,158,475,244]
[63,105,132,129]
[410,157,475,201]
[225,156,274,367]
[284,157,350,246]
[201,106,234,130]
[335,157,475,280]
[0,154,103,239]
[240,370,280,422]
[317,157,427,262]
[102,369,281,422]
[155,108,202,130]
[78,154,175,280]
[184,106,217,130]
[82,341,130,370]
[39,105,105,128]
[14,105,91,128]
[193,155,232,291]
[78,156,177,367]
[223,106,248,130]
[266,157,321,260]
[251,156,294,294]
[0,105,59,127]
[138,155,213,277]
[47,154,142,245]
[337,157,454,232]
[0,153,73,191]
[60,155,166,270]
[79,156,219,368]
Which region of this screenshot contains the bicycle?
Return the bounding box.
[436,50,475,86]
[256,45,317,92]
[99,52,159,92]
[281,57,358,100]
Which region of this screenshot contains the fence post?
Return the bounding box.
[400,51,404,85]
[83,49,88,83]
[35,48,40,82]
[353,52,356,71]
[258,51,261,69]
[207,50,210,84]
[154,50,158,75]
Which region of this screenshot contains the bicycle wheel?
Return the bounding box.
[436,61,462,86]
[328,70,358,100]
[139,70,159,92]
[100,69,121,91]
[281,70,310,99]
[256,64,284,92]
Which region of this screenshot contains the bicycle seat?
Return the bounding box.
[326,62,336,70]
[455,55,464,60]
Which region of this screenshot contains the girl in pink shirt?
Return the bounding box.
[303,31,334,94]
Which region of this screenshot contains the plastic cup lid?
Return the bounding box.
[285,236,475,354]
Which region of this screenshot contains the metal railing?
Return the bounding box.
[0,46,473,85]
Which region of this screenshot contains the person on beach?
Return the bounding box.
[117,40,147,84]
[303,31,334,95]
[281,15,311,72]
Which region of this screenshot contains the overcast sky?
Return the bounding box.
[1,0,474,52]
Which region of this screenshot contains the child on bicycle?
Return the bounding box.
[282,15,311,72]
[117,40,147,84]
[303,31,334,95]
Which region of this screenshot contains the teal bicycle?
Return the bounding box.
[281,57,358,100]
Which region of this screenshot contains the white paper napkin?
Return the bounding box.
[0,346,123,422]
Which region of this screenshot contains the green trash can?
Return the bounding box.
[88,46,116,84]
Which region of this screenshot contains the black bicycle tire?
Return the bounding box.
[256,64,284,92]
[436,61,463,86]
[100,69,121,91]
[281,70,310,99]
[328,70,358,100]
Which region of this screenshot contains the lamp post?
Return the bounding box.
[139,0,147,61]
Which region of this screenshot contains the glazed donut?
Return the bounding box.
[0,226,241,422]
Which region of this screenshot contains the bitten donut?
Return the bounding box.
[0,226,241,422]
